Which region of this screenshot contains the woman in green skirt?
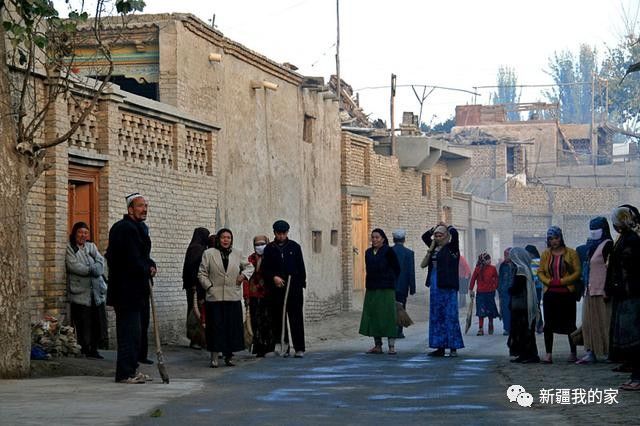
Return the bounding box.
[359,228,401,354]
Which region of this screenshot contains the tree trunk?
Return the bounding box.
[0,16,33,379]
[0,135,32,378]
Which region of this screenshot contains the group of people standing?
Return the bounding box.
[183,220,307,369]
[65,191,639,391]
[357,203,640,392]
[359,223,465,357]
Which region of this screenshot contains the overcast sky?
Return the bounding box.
[58,0,638,125]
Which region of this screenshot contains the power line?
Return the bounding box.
[354,84,480,96]
[474,81,594,89]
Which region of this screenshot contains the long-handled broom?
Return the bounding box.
[279,276,292,357]
[149,279,170,383]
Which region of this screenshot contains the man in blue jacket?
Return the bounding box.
[392,229,416,338]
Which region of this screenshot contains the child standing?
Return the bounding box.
[469,252,499,335]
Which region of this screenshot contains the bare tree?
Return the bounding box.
[0,0,144,379]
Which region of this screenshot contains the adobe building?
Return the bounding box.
[451,103,640,249]
[28,12,343,343]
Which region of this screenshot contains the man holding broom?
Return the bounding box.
[262,220,307,358]
[106,193,157,384]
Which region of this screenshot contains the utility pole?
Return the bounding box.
[335,0,341,110]
[390,73,396,156]
[590,73,598,166]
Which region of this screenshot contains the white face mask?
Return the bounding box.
[589,229,603,240]
[255,244,266,255]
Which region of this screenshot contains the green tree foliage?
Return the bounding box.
[493,66,520,120]
[420,117,455,133]
[544,44,597,124]
[601,35,640,131]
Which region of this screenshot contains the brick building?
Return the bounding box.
[451,103,640,250]
[27,83,218,343]
[27,13,343,344]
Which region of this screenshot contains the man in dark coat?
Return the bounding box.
[391,229,415,338]
[262,220,307,358]
[106,193,157,383]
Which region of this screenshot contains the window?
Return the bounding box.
[330,230,338,246]
[312,231,322,253]
[506,146,516,174]
[422,173,431,198]
[442,176,452,197]
[442,206,452,224]
[303,114,315,143]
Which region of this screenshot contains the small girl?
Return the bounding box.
[469,252,499,335]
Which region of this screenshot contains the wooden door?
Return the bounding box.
[351,197,369,290]
[68,165,100,244]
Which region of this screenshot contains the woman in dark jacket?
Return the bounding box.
[606,205,640,391]
[421,223,464,357]
[182,227,210,348]
[359,228,400,355]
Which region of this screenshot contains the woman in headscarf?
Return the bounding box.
[199,228,254,367]
[507,247,540,363]
[498,248,516,336]
[182,227,210,349]
[606,205,640,391]
[66,221,108,359]
[359,228,400,354]
[538,226,581,363]
[243,235,275,357]
[525,245,544,334]
[576,217,613,365]
[421,223,464,357]
[469,252,499,335]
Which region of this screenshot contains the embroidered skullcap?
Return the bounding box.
[125,192,144,207]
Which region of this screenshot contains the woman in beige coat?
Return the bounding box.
[199,228,253,367]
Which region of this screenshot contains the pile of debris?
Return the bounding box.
[31,315,82,358]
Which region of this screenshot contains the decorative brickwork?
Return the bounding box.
[184,127,211,175]
[67,98,99,151]
[118,112,174,168]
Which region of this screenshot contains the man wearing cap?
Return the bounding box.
[262,220,307,358]
[106,193,157,383]
[392,229,416,338]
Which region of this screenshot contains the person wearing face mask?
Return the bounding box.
[243,235,275,357]
[576,217,613,365]
[421,222,464,357]
[537,226,581,364]
[606,205,640,391]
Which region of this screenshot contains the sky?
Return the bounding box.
[56,0,638,125]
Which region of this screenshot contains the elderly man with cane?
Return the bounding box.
[106,193,157,384]
[262,220,307,358]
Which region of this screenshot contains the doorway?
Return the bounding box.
[351,197,369,291]
[68,165,100,244]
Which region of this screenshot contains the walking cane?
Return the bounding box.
[149,279,170,383]
[280,276,292,357]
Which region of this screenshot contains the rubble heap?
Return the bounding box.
[31,316,82,358]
